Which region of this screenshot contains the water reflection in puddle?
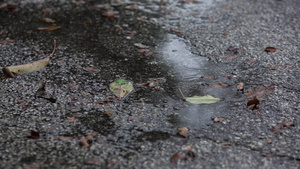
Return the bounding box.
[156,34,236,129]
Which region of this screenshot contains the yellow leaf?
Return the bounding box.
[1,40,56,75]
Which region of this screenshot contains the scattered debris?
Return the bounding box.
[38,26,61,31]
[265,46,276,53]
[27,130,41,139]
[213,117,224,122]
[247,96,260,110]
[245,84,275,99]
[178,127,189,138]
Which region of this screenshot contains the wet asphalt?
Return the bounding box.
[0,0,299,168]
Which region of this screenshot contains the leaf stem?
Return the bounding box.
[178,88,186,100]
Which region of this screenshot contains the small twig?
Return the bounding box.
[178,87,186,100]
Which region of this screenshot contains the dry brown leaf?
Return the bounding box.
[221,51,240,60]
[227,46,238,51]
[282,120,294,127]
[208,82,231,88]
[265,46,276,53]
[247,96,260,110]
[38,26,61,31]
[266,65,291,70]
[245,85,275,98]
[23,164,40,169]
[0,30,8,36]
[213,117,224,122]
[170,29,182,34]
[220,142,232,146]
[170,152,187,163]
[265,138,272,144]
[272,123,283,134]
[82,67,99,73]
[66,117,76,123]
[247,58,257,66]
[78,133,93,147]
[0,3,8,9]
[42,8,51,13]
[103,10,119,18]
[178,127,189,138]
[40,18,56,23]
[0,39,15,44]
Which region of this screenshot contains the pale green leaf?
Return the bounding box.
[109,78,134,98]
[186,95,221,104]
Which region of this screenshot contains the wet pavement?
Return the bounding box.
[0,0,300,168]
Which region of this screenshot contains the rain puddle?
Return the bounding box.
[150,34,239,129]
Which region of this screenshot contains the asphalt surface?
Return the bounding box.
[0,0,299,168]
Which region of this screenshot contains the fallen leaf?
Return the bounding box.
[282,120,294,127]
[114,25,122,30]
[136,81,155,87]
[0,3,7,9]
[2,40,56,75]
[109,78,134,99]
[85,158,102,165]
[38,26,61,31]
[186,146,196,158]
[123,30,136,36]
[266,65,291,70]
[245,85,275,98]
[247,58,257,66]
[138,49,154,56]
[208,82,231,88]
[42,8,51,13]
[261,154,272,157]
[170,152,187,163]
[178,127,189,138]
[247,96,260,110]
[93,4,110,10]
[78,133,93,147]
[272,123,283,134]
[23,164,40,169]
[265,138,272,144]
[227,46,238,51]
[57,136,74,141]
[220,142,232,146]
[137,16,147,21]
[2,67,15,78]
[213,117,224,122]
[82,67,99,73]
[27,130,41,139]
[66,117,76,123]
[265,46,276,53]
[40,18,56,23]
[134,43,149,49]
[0,39,15,44]
[221,51,240,60]
[0,30,8,36]
[103,10,119,18]
[237,83,244,90]
[7,6,18,12]
[170,29,182,34]
[186,95,221,104]
[126,5,139,10]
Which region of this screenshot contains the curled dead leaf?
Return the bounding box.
[103,10,119,18]
[213,117,224,122]
[265,46,276,53]
[178,127,189,138]
[247,96,260,110]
